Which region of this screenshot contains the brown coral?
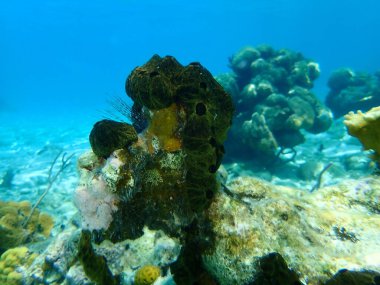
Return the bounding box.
[0,200,54,253]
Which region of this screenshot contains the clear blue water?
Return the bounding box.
[1,0,380,116]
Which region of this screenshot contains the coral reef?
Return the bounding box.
[326,68,380,118]
[216,45,332,164]
[344,106,380,164]
[0,200,54,254]
[20,54,380,285]
[17,174,380,285]
[203,176,380,285]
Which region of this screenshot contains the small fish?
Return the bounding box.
[0,169,15,188]
[359,95,373,102]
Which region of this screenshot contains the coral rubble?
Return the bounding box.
[326,68,380,118]
[217,45,332,164]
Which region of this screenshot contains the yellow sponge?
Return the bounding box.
[344,106,380,161]
[134,265,161,285]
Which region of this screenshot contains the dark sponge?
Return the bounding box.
[125,55,182,110]
[250,252,303,285]
[89,119,138,158]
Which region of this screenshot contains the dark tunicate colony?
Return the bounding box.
[216,45,333,164]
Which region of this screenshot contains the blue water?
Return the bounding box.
[1,0,380,116]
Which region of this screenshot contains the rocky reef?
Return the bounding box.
[4,55,380,285]
[216,45,332,165]
[326,68,380,118]
[204,176,380,285]
[18,174,380,285]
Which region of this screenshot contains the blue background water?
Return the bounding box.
[1,0,379,117]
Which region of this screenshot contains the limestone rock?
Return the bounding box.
[204,176,380,285]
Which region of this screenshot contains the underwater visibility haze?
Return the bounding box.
[1,1,380,284]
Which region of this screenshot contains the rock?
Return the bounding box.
[203,176,380,285]
[324,269,380,285]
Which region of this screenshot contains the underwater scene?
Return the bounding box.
[1,0,380,284]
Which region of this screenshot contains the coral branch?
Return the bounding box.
[310,162,333,192]
[22,151,74,228]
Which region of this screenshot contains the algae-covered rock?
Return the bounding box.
[24,226,179,285]
[24,228,82,284]
[78,230,119,285]
[203,176,380,285]
[324,269,380,285]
